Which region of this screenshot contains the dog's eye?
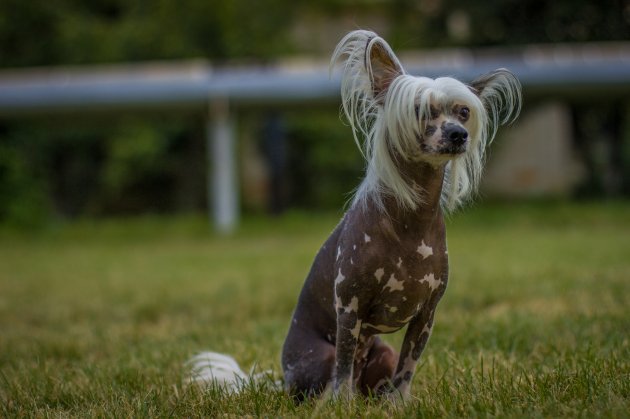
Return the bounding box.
[458,107,470,121]
[414,105,420,119]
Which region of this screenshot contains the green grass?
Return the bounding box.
[0,201,629,417]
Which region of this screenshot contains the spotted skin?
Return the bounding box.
[281,162,449,400]
[281,29,520,402]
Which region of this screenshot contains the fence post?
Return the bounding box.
[207,98,238,233]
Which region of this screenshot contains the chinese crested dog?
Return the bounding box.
[188,29,521,402]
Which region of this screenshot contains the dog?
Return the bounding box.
[188,29,521,402]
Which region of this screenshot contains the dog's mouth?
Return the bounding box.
[419,142,468,158]
[439,143,468,155]
[417,136,469,161]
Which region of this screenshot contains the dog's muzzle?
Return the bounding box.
[442,123,469,154]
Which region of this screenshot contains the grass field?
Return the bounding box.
[1,201,629,417]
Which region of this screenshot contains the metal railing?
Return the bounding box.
[1,42,628,232]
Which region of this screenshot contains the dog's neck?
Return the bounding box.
[380,160,447,223]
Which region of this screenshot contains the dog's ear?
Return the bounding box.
[470,69,522,126]
[367,39,404,102]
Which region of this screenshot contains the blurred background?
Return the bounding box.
[0,0,629,230]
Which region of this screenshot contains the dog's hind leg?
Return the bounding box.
[282,328,336,400]
[357,336,399,396]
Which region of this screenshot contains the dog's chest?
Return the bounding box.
[334,215,448,334]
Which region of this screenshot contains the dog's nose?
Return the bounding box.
[444,124,468,146]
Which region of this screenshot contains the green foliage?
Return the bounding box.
[2,0,626,66]
[0,202,628,416]
[389,0,629,48]
[0,141,49,228]
[0,116,205,223]
[0,0,629,225]
[286,111,364,209]
[0,0,61,67]
[100,119,176,210]
[0,0,303,67]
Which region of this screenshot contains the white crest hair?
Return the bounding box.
[331,30,521,212]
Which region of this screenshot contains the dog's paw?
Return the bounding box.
[374,382,409,408]
[382,388,408,408]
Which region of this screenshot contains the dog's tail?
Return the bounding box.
[185,351,280,393]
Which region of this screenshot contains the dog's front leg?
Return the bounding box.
[387,309,436,400]
[333,311,362,398]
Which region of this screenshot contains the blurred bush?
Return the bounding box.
[0,138,50,228]
[0,0,629,226]
[0,0,302,67]
[390,0,629,47]
[0,117,206,224]
[286,111,363,209]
